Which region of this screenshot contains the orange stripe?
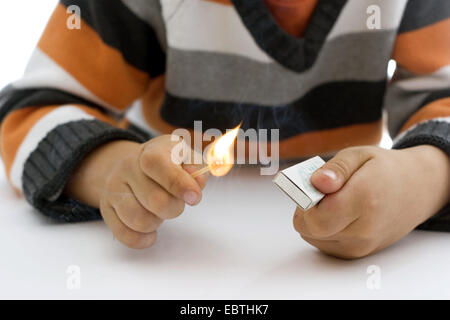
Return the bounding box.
[38,3,150,110]
[0,105,118,180]
[393,18,450,74]
[278,120,383,159]
[400,98,450,133]
[204,0,232,6]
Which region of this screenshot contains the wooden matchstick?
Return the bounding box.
[190,166,211,178]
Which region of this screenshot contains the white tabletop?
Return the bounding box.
[1,162,450,300]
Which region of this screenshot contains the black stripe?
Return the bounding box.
[231,0,347,72]
[420,88,450,108]
[0,86,109,123]
[60,0,165,77]
[161,81,386,140]
[399,0,450,33]
[126,123,153,141]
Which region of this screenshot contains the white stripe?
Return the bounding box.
[328,0,407,40]
[394,117,450,144]
[397,65,450,92]
[161,0,273,63]
[10,106,94,191]
[125,100,161,137]
[12,48,114,110]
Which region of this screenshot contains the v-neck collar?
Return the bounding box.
[230,0,348,72]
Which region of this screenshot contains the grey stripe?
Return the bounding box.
[384,82,428,137]
[166,30,396,106]
[385,66,450,137]
[121,0,167,51]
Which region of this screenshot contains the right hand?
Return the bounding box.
[66,135,207,249]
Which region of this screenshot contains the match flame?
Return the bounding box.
[206,124,241,176]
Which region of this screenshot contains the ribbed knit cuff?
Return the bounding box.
[22,119,146,222]
[393,119,450,231]
[393,120,450,156]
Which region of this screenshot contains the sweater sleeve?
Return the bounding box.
[384,0,450,231]
[0,0,166,222]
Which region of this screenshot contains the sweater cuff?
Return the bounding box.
[22,119,146,222]
[393,119,450,156]
[393,119,450,231]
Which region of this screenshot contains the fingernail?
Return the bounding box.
[184,191,200,205]
[318,169,337,181]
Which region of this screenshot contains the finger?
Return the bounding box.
[177,137,208,189]
[183,164,209,190]
[127,170,185,220]
[140,137,203,206]
[293,209,348,240]
[311,147,375,194]
[301,236,356,260]
[302,190,360,239]
[301,236,377,260]
[323,161,385,243]
[293,207,314,238]
[100,199,157,249]
[108,182,163,233]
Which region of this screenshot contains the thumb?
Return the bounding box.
[311,148,373,194]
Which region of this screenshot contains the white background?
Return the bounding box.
[1,0,449,300]
[0,0,57,90]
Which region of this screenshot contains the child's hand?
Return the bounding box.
[66,135,207,249]
[293,145,450,259]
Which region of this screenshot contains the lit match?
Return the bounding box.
[190,124,241,178]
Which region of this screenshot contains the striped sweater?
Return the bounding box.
[0,0,449,228]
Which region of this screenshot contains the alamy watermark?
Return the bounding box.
[366,265,381,290]
[66,265,81,290]
[367,5,381,30]
[66,5,81,30]
[170,121,280,176]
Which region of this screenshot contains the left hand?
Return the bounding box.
[293,145,450,259]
